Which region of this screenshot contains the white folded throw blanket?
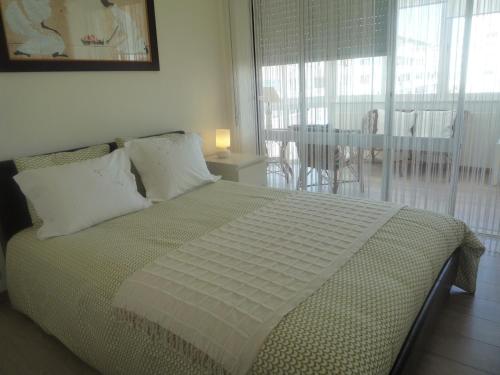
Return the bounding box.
[113,192,403,374]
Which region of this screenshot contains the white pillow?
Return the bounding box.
[376,110,416,136]
[14,149,151,239]
[125,133,220,201]
[415,110,454,138]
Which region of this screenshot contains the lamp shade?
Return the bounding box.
[216,129,231,149]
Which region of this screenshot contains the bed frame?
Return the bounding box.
[0,134,458,375]
[390,250,458,374]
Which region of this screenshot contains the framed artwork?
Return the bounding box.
[0,0,159,72]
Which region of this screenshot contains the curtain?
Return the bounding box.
[455,0,500,235]
[390,0,500,236]
[252,0,500,236]
[388,0,467,213]
[227,0,260,155]
[254,0,391,198]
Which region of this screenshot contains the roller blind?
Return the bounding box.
[253,0,389,66]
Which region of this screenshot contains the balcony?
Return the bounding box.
[265,134,500,236]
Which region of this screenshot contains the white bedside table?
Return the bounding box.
[206,153,267,187]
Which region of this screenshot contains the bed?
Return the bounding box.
[0,139,484,375]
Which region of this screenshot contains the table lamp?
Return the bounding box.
[216,129,231,158]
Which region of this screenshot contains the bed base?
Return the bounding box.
[390,250,459,374]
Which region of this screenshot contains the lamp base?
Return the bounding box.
[216,149,231,159]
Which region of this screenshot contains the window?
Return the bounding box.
[305,62,327,125]
[450,12,500,94]
[329,3,444,97]
[262,64,299,100]
[336,57,385,97]
[262,64,299,129]
[259,5,500,133]
[305,62,326,98]
[395,3,443,95]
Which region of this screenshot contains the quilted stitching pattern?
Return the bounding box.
[113,193,402,374]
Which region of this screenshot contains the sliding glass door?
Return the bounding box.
[388,0,466,214]
[455,2,500,234]
[252,0,500,236]
[254,0,389,199]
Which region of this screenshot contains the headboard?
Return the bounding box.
[0,130,185,253]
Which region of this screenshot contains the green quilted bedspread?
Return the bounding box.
[6,181,484,375]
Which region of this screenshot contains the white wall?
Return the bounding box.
[0,0,235,292]
[0,0,234,160]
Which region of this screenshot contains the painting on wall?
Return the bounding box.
[0,0,159,71]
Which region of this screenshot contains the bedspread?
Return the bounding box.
[6,181,484,375]
[113,192,402,374]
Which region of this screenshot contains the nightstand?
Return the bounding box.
[206,153,267,186]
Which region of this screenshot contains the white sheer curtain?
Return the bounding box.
[390,0,500,236]
[253,0,389,199]
[455,0,500,235]
[251,0,500,236]
[388,0,466,214]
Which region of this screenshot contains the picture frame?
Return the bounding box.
[0,0,159,72]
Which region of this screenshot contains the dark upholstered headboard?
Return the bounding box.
[0,130,185,252]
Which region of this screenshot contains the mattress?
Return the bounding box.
[6,181,484,375]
